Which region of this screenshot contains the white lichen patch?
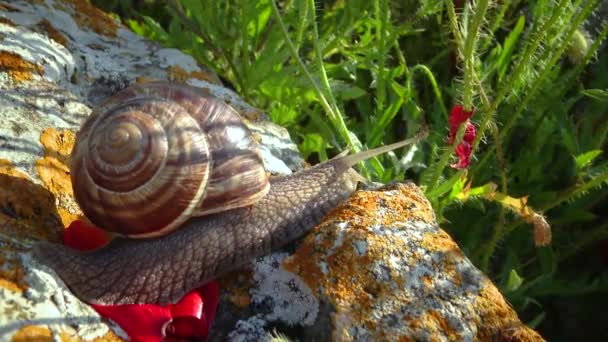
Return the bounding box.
[352,240,368,256]
[0,89,86,178]
[248,121,304,171]
[250,253,319,326]
[259,146,292,175]
[0,253,126,341]
[327,222,348,256]
[0,14,74,84]
[156,48,200,72]
[227,316,271,342]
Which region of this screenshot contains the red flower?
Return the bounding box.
[63,220,220,342]
[448,105,477,169]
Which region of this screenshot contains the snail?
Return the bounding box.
[33,81,425,306]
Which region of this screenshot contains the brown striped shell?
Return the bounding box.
[70,82,269,238]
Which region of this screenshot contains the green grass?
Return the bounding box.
[94,0,608,339]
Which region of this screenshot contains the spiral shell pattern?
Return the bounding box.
[71,82,269,237]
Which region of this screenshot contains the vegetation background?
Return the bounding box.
[91,0,608,340]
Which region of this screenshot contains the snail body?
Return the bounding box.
[33,82,423,306]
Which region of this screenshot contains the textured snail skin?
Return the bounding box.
[33,158,359,305]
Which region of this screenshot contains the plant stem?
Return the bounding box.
[428,0,487,192]
[472,0,603,178]
[542,170,608,212]
[429,122,467,190]
[412,64,448,121]
[374,0,389,121]
[445,0,464,57]
[471,0,570,154]
[270,0,359,154]
[168,0,244,91]
[462,0,489,110]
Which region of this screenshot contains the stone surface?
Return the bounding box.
[0,1,543,342]
[216,184,544,342]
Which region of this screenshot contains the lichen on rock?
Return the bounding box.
[280,183,543,342]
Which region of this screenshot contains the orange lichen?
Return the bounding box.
[135,75,161,84]
[0,51,44,83]
[284,183,541,340]
[423,310,461,341]
[37,19,68,47]
[190,69,222,84]
[167,66,192,83]
[218,267,255,308]
[59,0,118,37]
[10,324,124,342]
[0,158,65,292]
[284,183,438,338]
[473,280,544,341]
[36,128,80,227]
[322,184,435,228]
[167,65,222,85]
[59,330,123,342]
[39,128,75,164]
[11,325,53,342]
[0,278,22,292]
[0,159,62,242]
[0,251,27,293]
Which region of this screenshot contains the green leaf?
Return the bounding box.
[269,102,300,127]
[180,0,205,25]
[455,182,497,200]
[246,0,272,39]
[575,150,603,170]
[497,15,525,80]
[448,173,468,200]
[581,89,608,102]
[139,16,169,42]
[506,269,524,292]
[527,312,546,329]
[330,80,367,100]
[426,170,466,200]
[299,133,328,161]
[418,0,444,16]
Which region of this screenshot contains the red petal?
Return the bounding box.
[450,143,473,169]
[462,122,476,143]
[62,220,220,341]
[446,106,477,170]
[170,290,203,318]
[91,303,172,342]
[63,220,110,251]
[448,105,476,142]
[165,281,220,339]
[200,280,220,331]
[449,105,475,128]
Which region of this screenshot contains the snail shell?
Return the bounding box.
[70,82,269,238]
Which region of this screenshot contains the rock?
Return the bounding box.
[0,1,543,342]
[218,183,544,342]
